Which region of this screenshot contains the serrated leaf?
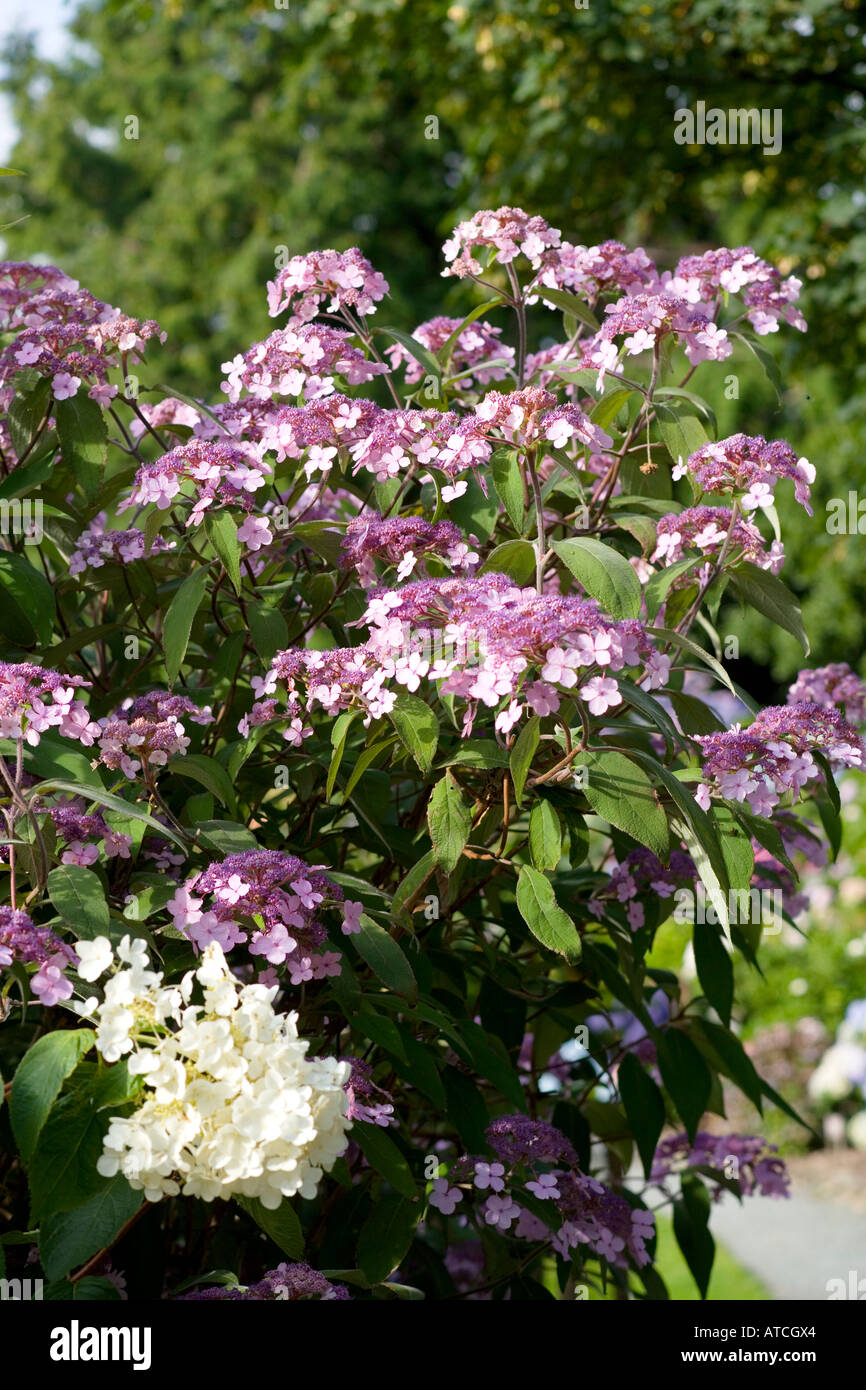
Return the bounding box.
[167,752,238,814]
[235,1196,303,1259]
[28,1063,137,1222]
[353,914,417,1001]
[490,447,525,531]
[357,1193,420,1285]
[10,1030,95,1162]
[693,925,734,1028]
[572,748,669,858]
[205,511,242,593]
[656,1031,712,1142]
[353,1121,416,1199]
[478,539,536,585]
[553,537,641,619]
[388,692,438,773]
[529,799,562,870]
[427,772,471,873]
[55,394,107,500]
[163,565,210,684]
[516,865,582,963]
[509,714,539,806]
[0,551,56,647]
[618,1053,666,1179]
[39,1178,142,1281]
[47,865,109,940]
[729,562,808,654]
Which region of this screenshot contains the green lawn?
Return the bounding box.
[653,1214,770,1300]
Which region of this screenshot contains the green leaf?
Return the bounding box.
[529,799,562,870]
[39,1178,142,1281]
[536,286,601,332]
[448,470,499,542]
[728,562,809,654]
[55,395,107,499]
[352,1121,416,1199]
[573,748,669,858]
[390,850,436,926]
[28,1062,137,1222]
[427,772,471,873]
[6,377,50,458]
[247,601,288,663]
[357,1193,419,1285]
[10,1029,95,1163]
[327,710,359,799]
[695,1019,764,1115]
[478,539,536,585]
[553,537,641,619]
[693,925,734,1028]
[656,1031,712,1142]
[509,714,539,806]
[46,865,109,940]
[353,913,417,1001]
[643,556,705,621]
[673,1172,715,1300]
[590,386,635,433]
[0,551,56,647]
[732,331,783,405]
[235,1196,303,1259]
[655,400,710,469]
[516,865,582,963]
[166,752,238,814]
[388,692,438,774]
[205,511,242,593]
[490,447,525,531]
[163,565,210,684]
[618,1053,666,1179]
[441,1068,490,1151]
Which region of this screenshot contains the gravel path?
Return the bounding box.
[710,1187,866,1300]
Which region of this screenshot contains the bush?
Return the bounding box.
[0,214,859,1301]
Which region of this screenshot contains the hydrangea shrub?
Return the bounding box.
[0,212,859,1301]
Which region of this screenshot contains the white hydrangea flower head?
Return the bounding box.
[93,941,352,1205]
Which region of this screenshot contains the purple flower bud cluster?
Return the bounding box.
[266,247,389,324]
[69,512,174,577]
[600,292,732,368]
[432,1115,655,1272]
[442,207,565,280]
[386,315,514,387]
[181,1262,351,1300]
[0,261,165,407]
[589,848,697,931]
[0,906,76,1006]
[668,247,806,335]
[343,1057,395,1127]
[652,1131,790,1200]
[129,438,268,525]
[695,702,865,816]
[168,849,346,984]
[95,693,210,780]
[340,512,476,585]
[221,325,387,405]
[0,661,99,748]
[651,505,784,577]
[679,433,814,516]
[787,662,866,725]
[49,801,132,866]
